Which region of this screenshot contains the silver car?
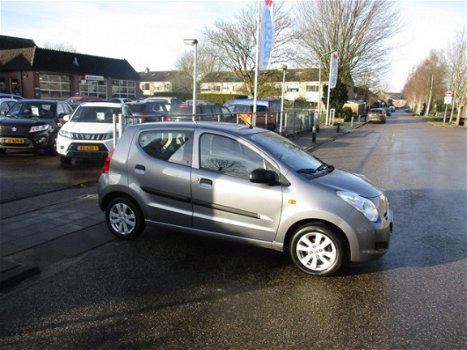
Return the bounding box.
[98,122,393,276]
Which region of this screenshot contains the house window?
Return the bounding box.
[306,85,319,92]
[141,82,150,90]
[111,79,136,99]
[39,74,72,98]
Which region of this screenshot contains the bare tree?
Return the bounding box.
[402,51,446,116]
[202,2,295,96]
[42,41,77,52]
[173,44,224,94]
[445,28,467,125]
[295,0,401,89]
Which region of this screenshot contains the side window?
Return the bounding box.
[138,130,193,166]
[200,133,265,179]
[57,103,65,116]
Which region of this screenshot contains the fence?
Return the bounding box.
[111,109,319,145]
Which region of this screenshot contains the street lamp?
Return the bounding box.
[279,64,287,134]
[183,39,198,117]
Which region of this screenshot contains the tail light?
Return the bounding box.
[163,116,172,122]
[102,150,114,174]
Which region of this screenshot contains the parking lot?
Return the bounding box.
[0,113,466,349]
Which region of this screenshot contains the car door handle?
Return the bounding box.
[135,164,145,174]
[199,178,212,185]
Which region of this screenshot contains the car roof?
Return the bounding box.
[15,99,61,104]
[79,102,122,108]
[127,121,267,137]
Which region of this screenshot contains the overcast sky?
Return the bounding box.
[1,0,466,92]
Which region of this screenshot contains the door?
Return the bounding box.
[127,127,194,227]
[191,131,283,243]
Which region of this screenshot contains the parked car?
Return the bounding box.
[224,99,280,130]
[0,99,73,154]
[0,93,23,100]
[56,102,132,164]
[166,102,233,122]
[98,122,393,276]
[65,95,104,110]
[367,108,387,123]
[126,100,168,122]
[108,97,133,104]
[144,96,183,111]
[0,98,17,115]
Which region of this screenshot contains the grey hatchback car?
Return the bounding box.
[98,122,393,276]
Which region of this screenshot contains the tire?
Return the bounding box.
[46,134,58,155]
[289,224,344,276]
[60,156,72,165]
[0,148,5,154]
[105,197,145,240]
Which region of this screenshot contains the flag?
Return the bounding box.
[259,0,274,69]
[329,51,339,89]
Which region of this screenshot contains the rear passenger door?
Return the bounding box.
[126,127,194,227]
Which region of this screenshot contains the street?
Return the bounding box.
[0,112,466,349]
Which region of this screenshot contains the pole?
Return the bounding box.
[318,63,322,123]
[325,75,331,126]
[253,0,261,127]
[280,64,287,134]
[192,41,198,118]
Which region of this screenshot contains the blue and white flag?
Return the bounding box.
[259,0,274,69]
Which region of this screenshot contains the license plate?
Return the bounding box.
[2,138,25,144]
[78,145,99,151]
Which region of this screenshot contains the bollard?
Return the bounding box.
[336,123,340,133]
[312,125,316,143]
[351,116,354,128]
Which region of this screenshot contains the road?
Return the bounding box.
[0,112,466,349]
[0,152,102,203]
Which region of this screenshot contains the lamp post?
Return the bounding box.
[183,39,198,117]
[279,64,287,134]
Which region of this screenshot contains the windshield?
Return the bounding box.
[70,106,122,123]
[247,131,324,173]
[7,102,56,119]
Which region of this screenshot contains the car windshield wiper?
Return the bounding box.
[297,168,318,174]
[316,163,335,173]
[297,163,335,174]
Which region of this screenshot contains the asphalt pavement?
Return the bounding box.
[0,121,360,291]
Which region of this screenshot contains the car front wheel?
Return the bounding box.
[105,197,145,239]
[289,224,344,276]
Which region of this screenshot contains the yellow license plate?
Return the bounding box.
[78,145,99,151]
[5,138,25,144]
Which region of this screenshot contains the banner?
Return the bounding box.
[259,0,274,69]
[329,51,339,89]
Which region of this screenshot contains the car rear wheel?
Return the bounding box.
[105,197,145,239]
[289,224,343,276]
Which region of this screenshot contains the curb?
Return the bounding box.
[0,259,40,291]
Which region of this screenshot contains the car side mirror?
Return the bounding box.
[63,114,70,122]
[250,168,278,185]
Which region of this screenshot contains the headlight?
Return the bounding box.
[337,191,379,222]
[30,124,50,132]
[59,129,72,138]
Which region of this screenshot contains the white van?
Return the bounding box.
[56,102,133,164]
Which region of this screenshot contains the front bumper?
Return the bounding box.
[0,131,54,150]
